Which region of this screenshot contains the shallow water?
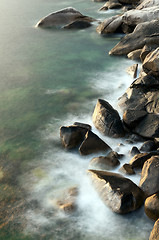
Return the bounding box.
[0,0,154,239]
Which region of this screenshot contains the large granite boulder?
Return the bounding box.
[79,130,111,155]
[60,125,88,149]
[143,47,159,76]
[109,20,159,55]
[139,156,159,196]
[89,151,120,170]
[36,7,95,28]
[88,170,144,214]
[149,219,159,240]
[92,99,125,138]
[145,192,159,221]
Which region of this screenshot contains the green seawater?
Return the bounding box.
[0,0,154,239]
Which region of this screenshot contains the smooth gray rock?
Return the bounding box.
[36,7,95,28]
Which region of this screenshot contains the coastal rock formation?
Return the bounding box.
[139,156,159,196]
[149,219,159,240]
[60,125,88,149]
[96,15,123,34]
[137,0,158,10]
[92,99,125,138]
[109,20,159,55]
[89,151,120,170]
[145,192,159,221]
[143,47,159,76]
[127,50,141,60]
[88,170,144,214]
[63,20,92,29]
[79,130,111,155]
[36,7,95,28]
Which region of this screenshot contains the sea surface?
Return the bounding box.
[0,0,154,239]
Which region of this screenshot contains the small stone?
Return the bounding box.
[119,164,135,175]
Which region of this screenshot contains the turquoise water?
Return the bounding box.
[0,0,153,239]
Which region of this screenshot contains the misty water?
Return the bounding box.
[0,0,154,239]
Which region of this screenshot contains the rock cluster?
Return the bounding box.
[96,0,159,238]
[49,1,159,239]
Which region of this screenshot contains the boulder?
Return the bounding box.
[122,6,159,26]
[119,163,135,175]
[36,7,95,28]
[60,125,88,149]
[109,20,159,55]
[129,146,140,156]
[89,151,120,170]
[127,50,142,60]
[96,15,123,34]
[143,47,159,76]
[123,109,147,129]
[92,99,125,138]
[126,64,138,78]
[145,192,159,221]
[140,45,156,62]
[149,219,159,240]
[129,151,159,169]
[88,170,144,214]
[139,156,159,196]
[140,140,157,152]
[79,130,111,155]
[134,113,159,138]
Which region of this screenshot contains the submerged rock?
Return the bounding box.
[36,7,95,28]
[126,64,138,78]
[139,156,159,197]
[149,219,159,240]
[79,130,111,155]
[145,192,159,221]
[92,99,125,138]
[88,170,144,214]
[56,186,79,213]
[89,151,120,170]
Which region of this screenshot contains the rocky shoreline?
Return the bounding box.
[37,0,159,239]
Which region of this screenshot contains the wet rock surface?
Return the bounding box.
[92,99,125,138]
[145,192,159,221]
[79,130,111,155]
[88,169,144,214]
[139,156,159,197]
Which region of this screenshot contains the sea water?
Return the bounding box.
[0,0,154,239]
